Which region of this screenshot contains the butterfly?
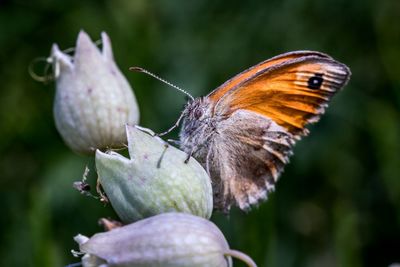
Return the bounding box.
[137,50,351,212]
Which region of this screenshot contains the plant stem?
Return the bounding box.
[224,249,258,267]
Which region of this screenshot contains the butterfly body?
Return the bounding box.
[178,51,351,211]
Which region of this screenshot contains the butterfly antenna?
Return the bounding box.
[130,67,194,101]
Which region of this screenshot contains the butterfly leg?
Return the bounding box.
[166,139,181,146]
[157,143,169,168]
[184,149,193,164]
[205,146,212,176]
[134,125,156,136]
[157,112,185,137]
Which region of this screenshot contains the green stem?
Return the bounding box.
[224,249,258,267]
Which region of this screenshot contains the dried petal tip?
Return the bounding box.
[74,234,89,246]
[95,125,213,223]
[52,30,139,155]
[74,213,257,267]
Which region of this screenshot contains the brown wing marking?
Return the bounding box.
[211,110,294,211]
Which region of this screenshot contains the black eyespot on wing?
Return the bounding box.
[307,73,324,90]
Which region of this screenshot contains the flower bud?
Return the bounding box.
[52,30,139,154]
[95,125,213,222]
[75,212,257,267]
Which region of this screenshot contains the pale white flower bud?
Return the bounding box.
[75,212,257,267]
[52,30,139,154]
[95,125,213,222]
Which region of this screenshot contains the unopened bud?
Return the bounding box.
[75,212,257,267]
[52,30,139,154]
[95,125,213,222]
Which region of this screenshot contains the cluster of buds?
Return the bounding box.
[48,31,256,267]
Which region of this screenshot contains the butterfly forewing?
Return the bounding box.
[215,56,351,136]
[208,51,332,103]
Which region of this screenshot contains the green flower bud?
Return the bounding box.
[75,212,257,267]
[95,125,213,222]
[52,30,139,154]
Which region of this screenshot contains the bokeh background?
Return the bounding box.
[1,0,399,266]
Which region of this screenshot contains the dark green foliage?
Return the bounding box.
[0,0,399,266]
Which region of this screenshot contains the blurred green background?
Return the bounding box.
[1,0,399,266]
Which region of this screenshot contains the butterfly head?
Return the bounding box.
[179,97,216,153]
[183,97,213,122]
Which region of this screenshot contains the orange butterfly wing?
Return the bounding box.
[208,50,332,102]
[211,53,351,136]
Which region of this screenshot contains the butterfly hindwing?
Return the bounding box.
[209,109,294,210]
